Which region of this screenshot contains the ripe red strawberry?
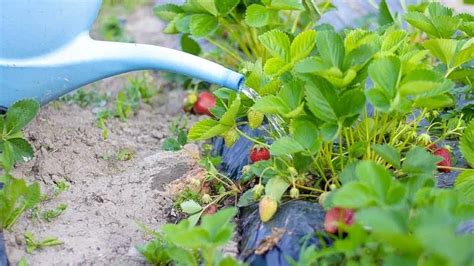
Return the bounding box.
[433,147,452,173]
[203,204,218,216]
[324,207,355,234]
[193,91,216,116]
[250,146,270,163]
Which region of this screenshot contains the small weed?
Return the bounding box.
[60,87,109,108]
[116,148,135,161]
[173,187,201,212]
[115,74,158,121]
[53,180,70,196]
[96,109,112,140]
[18,257,28,266]
[100,16,131,42]
[162,116,189,151]
[24,232,63,253]
[40,203,68,222]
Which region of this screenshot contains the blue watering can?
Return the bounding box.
[0,0,244,110]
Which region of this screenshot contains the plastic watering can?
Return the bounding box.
[0,0,244,110]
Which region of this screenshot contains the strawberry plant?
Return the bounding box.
[138,208,243,266]
[154,0,334,67]
[294,147,473,265]
[184,1,473,216]
[0,99,42,230]
[153,1,473,264]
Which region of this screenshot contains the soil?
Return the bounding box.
[4,4,207,265]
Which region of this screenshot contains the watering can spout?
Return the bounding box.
[86,36,245,90]
[0,34,244,107]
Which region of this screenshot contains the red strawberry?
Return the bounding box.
[427,143,438,152]
[433,147,451,173]
[324,207,355,234]
[203,204,218,216]
[250,146,270,163]
[193,91,216,116]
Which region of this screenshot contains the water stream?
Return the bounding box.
[239,85,286,137]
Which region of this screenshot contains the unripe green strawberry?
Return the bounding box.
[224,128,239,147]
[253,183,264,199]
[288,167,298,177]
[319,192,330,206]
[259,195,278,222]
[183,93,197,112]
[290,187,299,199]
[248,109,264,129]
[201,194,212,204]
[329,184,337,191]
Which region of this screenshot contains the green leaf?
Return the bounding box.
[258,30,291,61]
[6,99,39,135]
[402,146,441,175]
[460,121,474,167]
[7,138,34,163]
[237,189,256,207]
[424,39,458,67]
[357,208,406,234]
[245,4,271,27]
[381,30,406,53]
[176,15,192,33]
[153,4,183,21]
[270,136,305,156]
[291,119,321,154]
[265,177,290,201]
[189,14,218,37]
[263,57,288,75]
[317,30,344,69]
[219,96,241,126]
[270,0,304,10]
[431,16,461,38]
[294,56,330,73]
[253,95,291,115]
[278,80,304,109]
[216,0,239,15]
[404,12,438,37]
[290,30,317,61]
[413,94,454,110]
[454,170,474,204]
[372,144,401,168]
[1,141,14,172]
[162,138,182,151]
[180,200,202,214]
[368,56,400,98]
[331,182,376,209]
[188,119,228,141]
[336,89,365,118]
[181,34,201,55]
[197,0,218,16]
[454,41,474,68]
[201,208,236,240]
[367,88,391,112]
[320,123,339,141]
[378,0,394,26]
[399,69,444,96]
[356,161,393,200]
[25,182,41,209]
[304,77,338,123]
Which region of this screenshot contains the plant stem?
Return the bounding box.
[235,127,269,148]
